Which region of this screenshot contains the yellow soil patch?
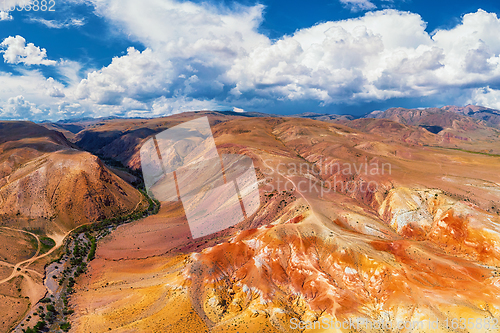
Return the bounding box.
[0,294,30,333]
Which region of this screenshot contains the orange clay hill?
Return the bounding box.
[66,113,500,333]
[0,121,147,332]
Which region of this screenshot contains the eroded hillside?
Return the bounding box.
[69,116,500,332]
[0,121,147,332]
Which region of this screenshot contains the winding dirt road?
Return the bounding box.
[0,227,42,284]
[0,226,75,315]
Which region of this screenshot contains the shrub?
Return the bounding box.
[87,236,97,261]
[60,321,71,332]
[33,320,46,330]
[63,308,74,315]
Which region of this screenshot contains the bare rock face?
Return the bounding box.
[378,188,438,239]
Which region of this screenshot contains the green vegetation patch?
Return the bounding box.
[60,321,71,332]
[39,237,56,254]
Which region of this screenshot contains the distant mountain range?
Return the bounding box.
[38,104,500,129]
[366,104,500,131]
[39,105,500,171]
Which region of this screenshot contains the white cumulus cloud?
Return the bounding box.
[0,95,46,119]
[0,35,57,65]
[75,47,173,105]
[469,87,500,110]
[0,11,12,21]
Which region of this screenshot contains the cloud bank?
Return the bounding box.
[1,0,500,121]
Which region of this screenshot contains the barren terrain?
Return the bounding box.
[68,114,500,332]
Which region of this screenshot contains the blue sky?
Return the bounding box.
[0,0,500,121]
